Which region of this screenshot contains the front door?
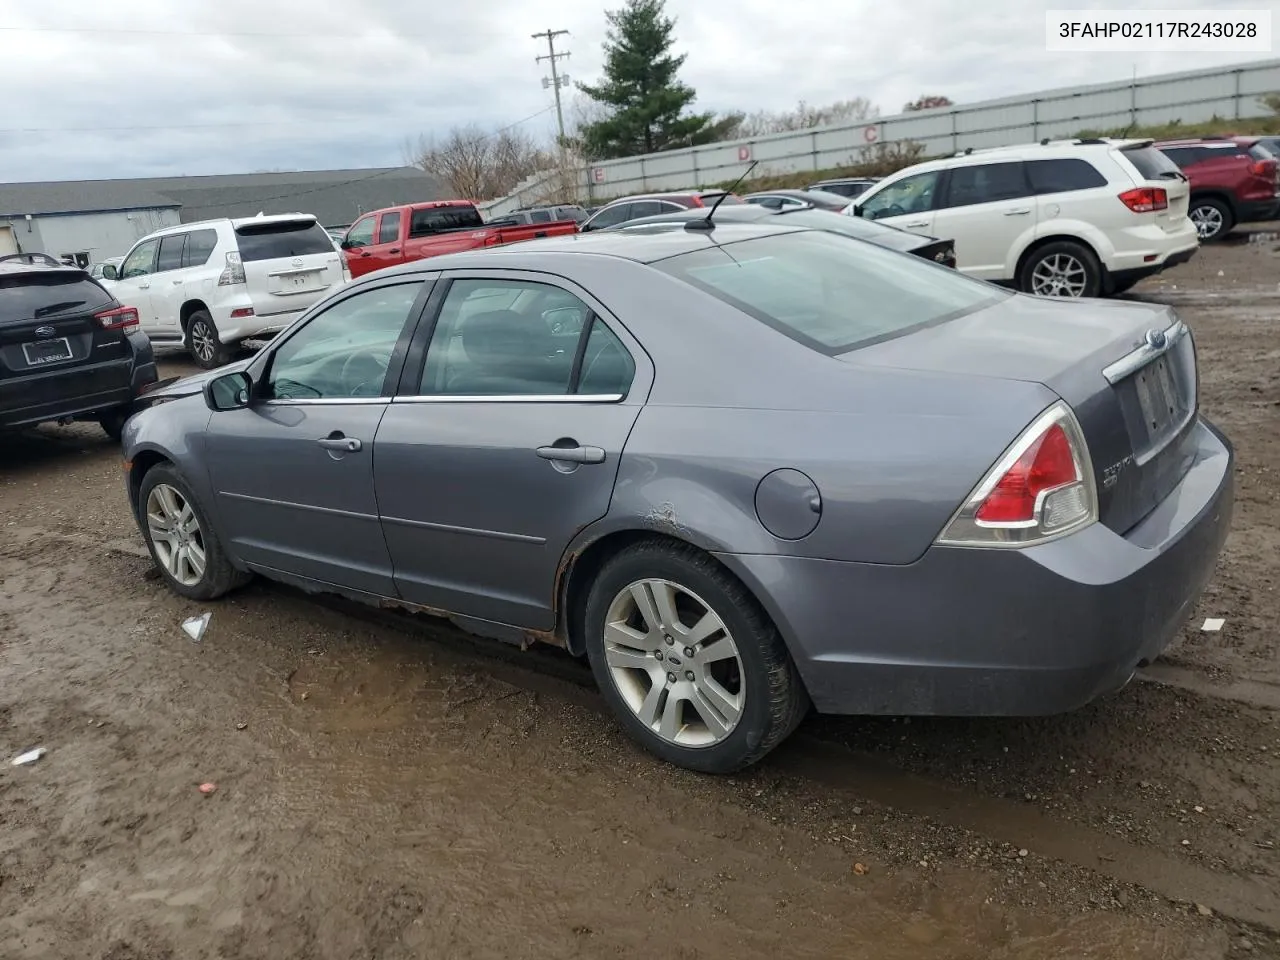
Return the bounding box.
[204,278,431,596]
[342,215,379,279]
[110,238,162,333]
[373,274,649,629]
[856,169,941,238]
[928,160,1038,280]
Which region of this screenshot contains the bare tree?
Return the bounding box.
[411,124,552,199]
[736,98,879,137]
[903,95,955,112]
[1260,93,1280,116]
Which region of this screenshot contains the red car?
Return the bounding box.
[339,201,578,280]
[1154,137,1280,241]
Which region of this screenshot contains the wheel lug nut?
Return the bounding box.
[667,673,677,684]
[683,647,694,658]
[664,635,674,646]
[684,671,695,681]
[654,650,663,660]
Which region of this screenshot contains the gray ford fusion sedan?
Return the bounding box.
[121,221,1234,773]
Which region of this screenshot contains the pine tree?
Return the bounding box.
[576,0,718,159]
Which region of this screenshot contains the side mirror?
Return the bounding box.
[102,264,118,280]
[339,238,353,250]
[203,371,252,412]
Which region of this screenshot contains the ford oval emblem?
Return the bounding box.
[34,325,56,339]
[291,258,303,268]
[1145,328,1167,350]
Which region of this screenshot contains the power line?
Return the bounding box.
[0,105,555,136]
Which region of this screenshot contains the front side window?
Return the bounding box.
[120,239,159,279]
[265,282,423,400]
[419,278,605,396]
[346,216,376,248]
[582,204,633,231]
[859,171,941,220]
[942,162,1031,208]
[655,230,1007,355]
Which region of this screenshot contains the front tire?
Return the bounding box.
[138,463,250,601]
[1019,240,1102,299]
[1189,197,1233,243]
[583,540,808,774]
[186,310,235,370]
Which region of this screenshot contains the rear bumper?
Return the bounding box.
[0,336,157,431]
[1236,197,1280,224]
[1108,244,1199,289]
[716,417,1234,716]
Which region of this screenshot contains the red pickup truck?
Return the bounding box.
[339,200,579,279]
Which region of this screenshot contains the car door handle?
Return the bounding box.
[902,221,929,228]
[360,252,372,258]
[536,444,605,464]
[389,248,401,254]
[1004,208,1032,216]
[318,437,362,452]
[171,279,183,285]
[139,282,151,289]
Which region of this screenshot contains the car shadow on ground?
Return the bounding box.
[0,424,119,477]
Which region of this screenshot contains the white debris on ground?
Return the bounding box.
[181,612,212,642]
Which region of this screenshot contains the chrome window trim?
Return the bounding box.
[392,393,625,405]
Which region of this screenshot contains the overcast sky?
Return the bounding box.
[0,0,1275,183]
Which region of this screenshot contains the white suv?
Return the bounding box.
[846,138,1199,297]
[103,214,347,368]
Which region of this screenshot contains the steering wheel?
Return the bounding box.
[881,203,907,218]
[341,349,390,396]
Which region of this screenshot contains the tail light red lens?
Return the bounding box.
[1249,159,1276,178]
[974,424,1077,523]
[1118,187,1168,213]
[690,196,705,207]
[94,306,139,331]
[936,402,1098,547]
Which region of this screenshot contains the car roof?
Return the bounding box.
[375,220,807,276]
[599,190,729,207]
[1154,137,1246,148]
[0,261,89,279]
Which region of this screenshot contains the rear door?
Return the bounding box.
[233,217,345,320]
[930,161,1037,279]
[373,272,651,629]
[148,231,188,337]
[0,268,130,425]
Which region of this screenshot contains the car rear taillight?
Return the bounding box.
[1118,187,1168,213]
[94,306,139,331]
[690,196,705,207]
[217,251,246,286]
[936,401,1097,547]
[1249,159,1277,178]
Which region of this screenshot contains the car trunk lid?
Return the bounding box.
[844,293,1199,536]
[1114,142,1192,232]
[0,268,125,381]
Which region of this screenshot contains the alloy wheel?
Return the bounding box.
[1190,205,1224,240]
[190,320,217,365]
[146,483,207,587]
[602,578,745,747]
[1030,253,1088,298]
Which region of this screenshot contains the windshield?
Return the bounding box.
[654,230,1006,355]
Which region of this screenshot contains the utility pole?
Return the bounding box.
[533,29,571,147]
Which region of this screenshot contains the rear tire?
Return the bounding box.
[186,310,234,370]
[98,408,129,442]
[582,539,809,774]
[1189,197,1233,243]
[137,463,250,601]
[1018,240,1102,299]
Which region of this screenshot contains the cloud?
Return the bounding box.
[0,0,1273,181]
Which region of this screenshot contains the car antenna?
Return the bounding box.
[685,161,758,232]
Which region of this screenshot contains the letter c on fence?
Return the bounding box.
[863,126,879,144]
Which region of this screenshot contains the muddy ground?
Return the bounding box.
[2,231,1279,959]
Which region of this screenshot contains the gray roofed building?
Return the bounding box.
[0,166,445,267]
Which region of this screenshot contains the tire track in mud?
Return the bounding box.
[8,524,1279,934]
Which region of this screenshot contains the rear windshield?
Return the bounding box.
[410,206,484,235]
[699,193,743,206]
[1122,145,1184,180]
[0,271,112,324]
[1248,143,1277,162]
[233,220,334,262]
[654,230,1006,355]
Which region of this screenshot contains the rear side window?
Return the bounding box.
[156,234,186,272]
[942,162,1031,208]
[378,211,401,244]
[1127,146,1187,178]
[629,200,664,219]
[655,230,1007,355]
[529,209,552,223]
[409,206,485,236]
[1026,158,1108,194]
[0,271,113,324]
[183,229,218,268]
[234,221,334,262]
[700,193,743,206]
